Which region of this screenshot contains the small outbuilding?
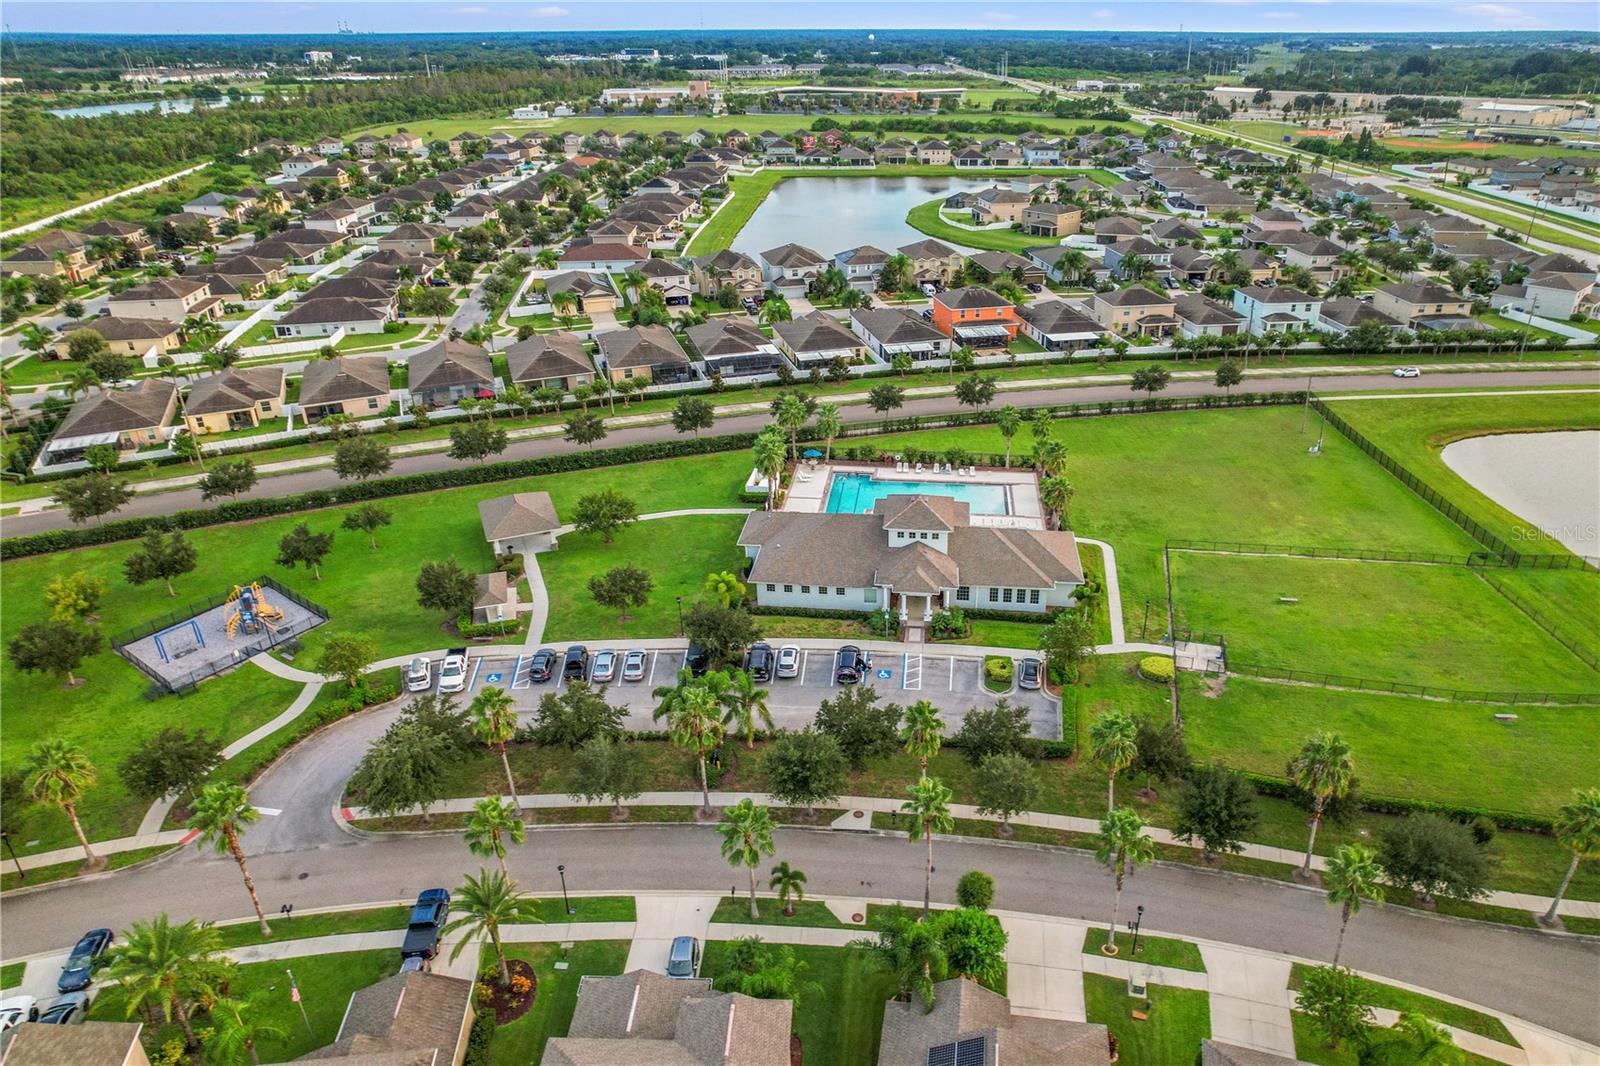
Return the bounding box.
[479,491,562,555]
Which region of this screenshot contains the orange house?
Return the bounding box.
[930,287,1020,348]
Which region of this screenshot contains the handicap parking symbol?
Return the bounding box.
[486,673,503,684]
[876,667,893,680]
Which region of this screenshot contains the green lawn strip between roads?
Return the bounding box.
[1085,973,1211,1066]
[1287,962,1517,1046]
[0,845,176,895]
[212,905,410,949]
[1082,928,1207,972]
[711,897,856,929]
[486,940,630,1066]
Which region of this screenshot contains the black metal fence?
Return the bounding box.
[1221,660,1600,707]
[1166,539,1507,567]
[1474,569,1600,674]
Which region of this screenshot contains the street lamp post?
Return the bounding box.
[675,595,684,637]
[0,831,24,882]
[558,863,574,915]
[1128,904,1146,958]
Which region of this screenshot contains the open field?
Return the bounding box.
[1169,552,1598,692]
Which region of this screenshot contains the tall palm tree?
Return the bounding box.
[465,796,526,880]
[102,915,231,1050]
[662,683,726,817]
[1323,843,1384,966]
[995,405,1022,467]
[441,867,542,986]
[1288,731,1355,879]
[1089,710,1138,812]
[206,992,288,1065]
[814,402,842,462]
[17,323,53,359]
[23,739,98,863]
[1033,437,1068,477]
[856,909,949,1011]
[902,776,955,919]
[188,783,271,936]
[1545,787,1600,926]
[66,364,101,399]
[898,701,944,775]
[752,427,787,511]
[719,799,777,920]
[772,393,810,464]
[1093,807,1155,955]
[1039,475,1075,531]
[470,687,521,812]
[721,670,773,749]
[770,860,807,917]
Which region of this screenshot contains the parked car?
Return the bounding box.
[1018,657,1042,690]
[745,642,774,682]
[36,993,90,1026]
[920,307,934,321]
[685,642,710,677]
[563,645,590,681]
[622,649,648,682]
[1392,366,1421,378]
[665,936,701,979]
[398,956,427,974]
[775,645,801,679]
[437,648,469,693]
[400,889,451,961]
[404,656,432,693]
[1026,282,1043,293]
[591,649,618,683]
[528,647,558,683]
[834,645,871,684]
[0,996,38,1033]
[57,929,113,993]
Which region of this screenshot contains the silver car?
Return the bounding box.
[621,649,648,682]
[775,645,801,679]
[591,649,618,683]
[37,992,90,1026]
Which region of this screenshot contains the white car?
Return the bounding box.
[621,649,648,682]
[404,657,432,693]
[1392,366,1421,378]
[775,645,801,679]
[591,649,618,683]
[0,996,38,1032]
[437,648,468,693]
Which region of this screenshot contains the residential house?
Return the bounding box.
[107,277,221,322]
[773,311,870,368]
[1491,271,1597,320]
[1232,285,1322,333]
[315,135,345,157]
[875,140,912,164]
[182,190,253,221]
[348,251,443,285]
[636,258,694,307]
[0,1021,152,1066]
[303,197,372,235]
[1016,300,1104,351]
[298,356,391,421]
[1092,217,1143,244]
[80,219,157,259]
[739,493,1083,622]
[349,134,382,157]
[1103,237,1173,280]
[1008,174,1057,197]
[758,243,827,292]
[1241,208,1304,244]
[1166,180,1255,216]
[1199,1039,1314,1066]
[595,324,695,384]
[385,131,427,157]
[849,308,952,364]
[273,297,389,338]
[1027,245,1097,286]
[52,317,180,361]
[295,972,473,1065]
[183,366,286,434]
[967,250,1044,286]
[505,332,594,392]
[1023,201,1082,237]
[1022,140,1062,165]
[1371,282,1475,329]
[953,146,988,168]
[559,240,651,272]
[211,254,290,288]
[444,195,499,230]
[1092,286,1177,337]
[1174,294,1245,337]
[409,338,496,408]
[691,249,764,298]
[378,222,449,256]
[279,151,324,178]
[930,286,1019,347]
[686,317,786,377]
[916,139,951,165]
[46,379,177,465]
[302,276,400,316]
[970,186,1032,224]
[877,978,1110,1066]
[539,969,791,1066]
[1318,297,1401,334]
[834,245,891,287]
[1169,246,1218,285]
[764,138,798,164]
[1281,237,1350,284]
[1148,218,1207,246]
[545,271,619,314]
[897,238,962,286]
[1,230,97,281]
[986,142,1023,167]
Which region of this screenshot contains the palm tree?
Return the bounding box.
[188,783,271,936]
[1391,1012,1460,1064]
[770,861,807,917]
[23,739,98,863]
[1034,436,1068,477]
[721,670,773,749]
[465,796,526,880]
[719,799,777,920]
[1089,710,1138,812]
[752,427,787,510]
[1093,807,1155,955]
[1039,475,1075,531]
[470,687,521,813]
[1545,787,1600,926]
[995,405,1022,467]
[814,402,842,462]
[663,683,726,817]
[898,701,944,775]
[207,992,288,1065]
[856,909,949,1011]
[102,915,230,1050]
[1324,843,1384,966]
[772,392,811,464]
[534,247,559,270]
[441,867,542,986]
[1288,731,1355,879]
[17,323,53,359]
[66,364,101,399]
[902,776,955,919]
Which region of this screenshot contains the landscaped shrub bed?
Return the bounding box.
[1138,655,1175,682]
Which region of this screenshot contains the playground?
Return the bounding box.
[115,579,327,690]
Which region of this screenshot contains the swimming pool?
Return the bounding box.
[824,473,1011,515]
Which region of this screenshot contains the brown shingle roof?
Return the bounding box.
[108,277,208,303]
[772,312,860,355]
[1,1022,146,1065]
[55,379,176,439]
[505,332,593,385]
[409,339,493,391]
[876,494,968,532]
[479,492,560,541]
[297,972,472,1062]
[186,367,285,415]
[299,357,390,406]
[59,316,178,344]
[597,325,690,372]
[275,297,389,326]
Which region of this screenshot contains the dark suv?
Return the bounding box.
[834,645,871,685]
[401,889,451,961]
[562,645,590,681]
[528,648,558,682]
[57,929,113,993]
[745,642,774,682]
[685,642,710,678]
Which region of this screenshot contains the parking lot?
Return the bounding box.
[429,645,1061,740]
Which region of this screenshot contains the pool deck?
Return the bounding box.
[785,461,1044,530]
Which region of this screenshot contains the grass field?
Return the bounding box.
[487,940,630,1066]
[1085,973,1210,1066]
[1287,963,1517,1045]
[1478,567,1600,662]
[1082,928,1207,972]
[212,905,410,949]
[1169,553,1598,692]
[905,197,1049,253]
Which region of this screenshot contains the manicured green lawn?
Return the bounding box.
[487,940,631,1066]
[1083,928,1206,972]
[1084,973,1210,1066]
[1169,553,1598,692]
[1288,963,1517,1046]
[0,845,174,893]
[702,941,898,1066]
[1291,1010,1503,1066]
[951,618,1051,649]
[540,515,749,641]
[0,962,23,989]
[212,905,411,949]
[711,897,854,928]
[906,197,1048,253]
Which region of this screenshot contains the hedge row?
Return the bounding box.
[1239,770,1554,834]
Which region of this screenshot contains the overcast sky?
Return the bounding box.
[3,0,1596,35]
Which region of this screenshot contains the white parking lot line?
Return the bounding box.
[646,650,659,687]
[949,657,956,691]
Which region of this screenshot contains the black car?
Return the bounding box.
[685,642,710,678]
[745,642,774,683]
[834,645,871,685]
[400,889,451,961]
[528,648,558,683]
[562,645,590,681]
[57,929,113,993]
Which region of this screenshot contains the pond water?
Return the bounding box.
[1440,430,1600,559]
[729,175,1001,259]
[47,95,262,119]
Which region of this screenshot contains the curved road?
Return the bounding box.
[5,696,1598,1043]
[7,367,1598,538]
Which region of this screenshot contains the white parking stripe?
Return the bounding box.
[254,807,282,817]
[646,650,659,687]
[949,657,956,691]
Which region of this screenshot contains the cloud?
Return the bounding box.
[1092,7,1114,15]
[980,10,1019,21]
[1454,2,1537,22]
[533,4,569,15]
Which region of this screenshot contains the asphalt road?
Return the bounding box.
[8,367,1597,538]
